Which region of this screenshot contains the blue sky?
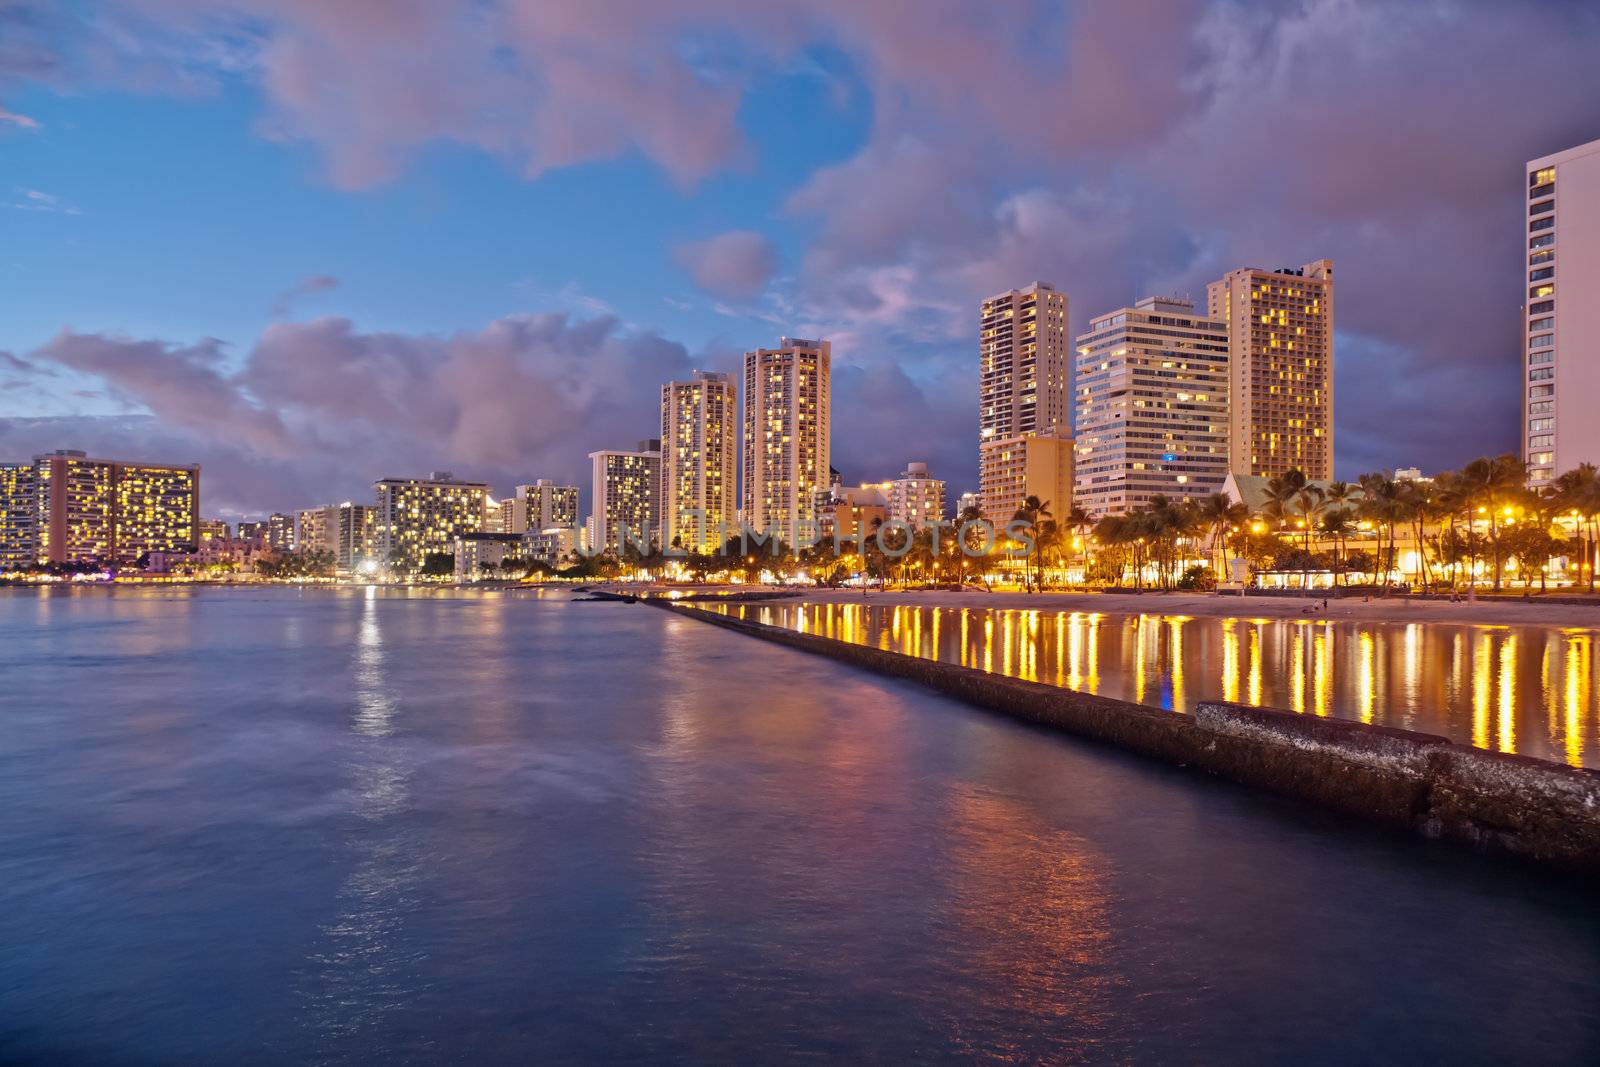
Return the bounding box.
[2,61,863,368]
[2,1,1599,516]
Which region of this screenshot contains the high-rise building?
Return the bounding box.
[661,370,737,553]
[373,472,489,572]
[980,282,1070,444]
[979,431,1074,524]
[513,480,579,534]
[296,506,334,554]
[1073,296,1230,515]
[334,502,375,572]
[1523,137,1600,487]
[743,337,831,545]
[26,450,199,565]
[0,462,38,568]
[979,282,1068,507]
[886,462,946,529]
[236,520,265,542]
[198,518,230,543]
[264,513,295,552]
[485,497,511,534]
[587,445,661,555]
[1207,259,1334,480]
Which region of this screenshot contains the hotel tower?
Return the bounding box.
[1524,136,1600,488]
[661,370,737,554]
[8,450,201,566]
[1074,297,1230,515]
[1206,259,1334,480]
[587,443,661,555]
[978,282,1071,520]
[742,338,831,546]
[373,472,489,572]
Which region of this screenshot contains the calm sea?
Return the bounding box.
[2,586,1597,1063]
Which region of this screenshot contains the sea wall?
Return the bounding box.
[652,600,1600,874]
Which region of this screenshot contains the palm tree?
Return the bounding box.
[1011,495,1053,592]
[1293,482,1326,589]
[1193,493,1244,585]
[1554,463,1600,593]
[1458,454,1528,591]
[1357,472,1403,592]
[951,502,985,589]
[1320,508,1353,590]
[1060,504,1094,586]
[1093,513,1137,589]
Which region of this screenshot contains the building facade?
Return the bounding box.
[264,513,294,552]
[816,481,889,547]
[453,532,524,580]
[979,431,1074,525]
[0,462,38,568]
[22,450,200,566]
[295,506,334,555]
[515,480,579,535]
[661,370,737,553]
[743,337,831,546]
[587,445,661,555]
[886,462,946,529]
[485,497,512,534]
[373,473,489,572]
[1206,259,1334,480]
[1074,296,1230,515]
[979,282,1069,509]
[1524,137,1600,487]
[334,502,376,572]
[524,526,577,567]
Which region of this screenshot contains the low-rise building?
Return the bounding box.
[817,481,889,546]
[979,431,1073,524]
[454,532,525,580]
[525,527,578,567]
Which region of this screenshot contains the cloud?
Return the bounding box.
[31,331,300,459]
[674,230,778,299]
[6,187,80,213]
[0,105,38,129]
[18,312,696,514]
[9,0,1600,481]
[270,273,339,316]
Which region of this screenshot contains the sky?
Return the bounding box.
[2,0,1598,519]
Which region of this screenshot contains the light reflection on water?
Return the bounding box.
[710,601,1600,768]
[4,586,1600,1062]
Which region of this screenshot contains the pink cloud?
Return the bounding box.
[20,312,697,512]
[674,230,778,299]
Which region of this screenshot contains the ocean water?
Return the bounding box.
[1,586,1597,1063]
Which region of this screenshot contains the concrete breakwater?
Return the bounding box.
[649,599,1600,874]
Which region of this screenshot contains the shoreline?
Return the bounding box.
[648,585,1600,629]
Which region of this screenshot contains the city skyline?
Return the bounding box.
[5,3,1600,515]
